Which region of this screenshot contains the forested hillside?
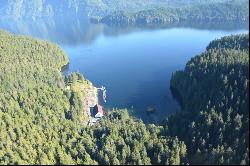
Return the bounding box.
[0,0,87,19]
[168,34,249,165]
[0,30,186,165]
[0,30,90,163]
[0,0,246,19]
[0,15,249,166]
[97,1,249,25]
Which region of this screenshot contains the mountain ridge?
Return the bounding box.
[1,0,247,19]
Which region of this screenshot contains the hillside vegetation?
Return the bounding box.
[168,34,249,165]
[0,0,247,19]
[97,1,249,25]
[0,30,186,165]
[0,31,248,166]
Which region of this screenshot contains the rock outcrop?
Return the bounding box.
[82,85,98,118]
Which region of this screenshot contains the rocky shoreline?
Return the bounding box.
[63,71,105,126]
[81,84,105,125]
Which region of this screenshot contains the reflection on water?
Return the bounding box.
[0,16,248,123]
[0,17,104,46]
[0,16,248,46]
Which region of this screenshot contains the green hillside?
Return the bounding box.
[0,30,186,165]
[168,34,249,164]
[97,1,249,25]
[0,0,247,19]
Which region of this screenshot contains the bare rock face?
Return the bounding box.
[82,85,98,118]
[84,86,105,126]
[81,85,108,125]
[0,0,88,19]
[65,75,99,125]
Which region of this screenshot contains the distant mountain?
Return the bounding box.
[96,1,249,26]
[0,0,245,20]
[0,0,86,19]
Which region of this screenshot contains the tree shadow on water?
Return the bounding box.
[124,78,180,124]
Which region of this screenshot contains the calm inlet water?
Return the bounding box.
[0,17,248,123]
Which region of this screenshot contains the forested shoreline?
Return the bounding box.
[0,29,248,164]
[168,34,249,164]
[1,0,245,19]
[0,30,186,165]
[92,1,249,26]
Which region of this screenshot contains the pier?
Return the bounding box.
[97,86,107,103]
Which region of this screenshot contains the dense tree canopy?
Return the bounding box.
[77,110,187,165]
[0,20,249,165]
[95,1,249,26]
[0,30,85,164]
[167,34,249,165]
[0,30,186,165]
[1,0,248,21]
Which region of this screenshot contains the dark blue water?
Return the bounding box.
[0,17,248,123]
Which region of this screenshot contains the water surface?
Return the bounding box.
[0,17,248,123]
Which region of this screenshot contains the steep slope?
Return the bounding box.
[0,30,90,164]
[167,34,249,164]
[0,0,241,19]
[98,1,249,25]
[0,30,186,165]
[0,0,87,19]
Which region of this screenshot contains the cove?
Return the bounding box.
[0,17,248,123]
